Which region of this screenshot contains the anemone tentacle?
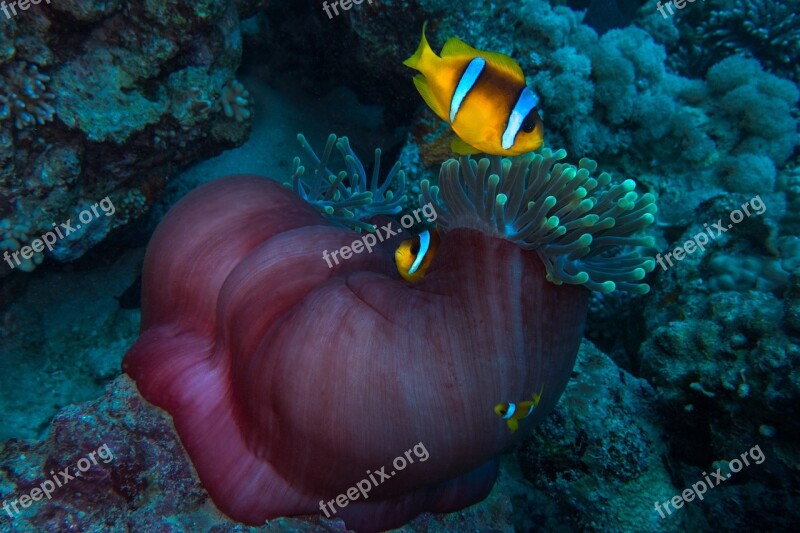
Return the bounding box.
[288,133,407,232]
[421,148,657,294]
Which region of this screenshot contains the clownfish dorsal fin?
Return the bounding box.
[451,136,481,155]
[532,384,544,406]
[441,36,481,58]
[412,74,449,122]
[442,37,525,84]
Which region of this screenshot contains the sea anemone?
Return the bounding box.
[421,148,657,293]
[288,133,407,232]
[216,79,252,122]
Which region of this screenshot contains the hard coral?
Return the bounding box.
[702,0,800,83]
[289,133,407,232]
[706,55,799,165]
[0,61,55,130]
[421,149,657,293]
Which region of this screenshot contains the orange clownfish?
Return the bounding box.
[494,387,544,432]
[394,229,441,282]
[403,22,544,156]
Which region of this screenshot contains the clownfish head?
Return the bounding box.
[505,97,544,155]
[394,229,441,282]
[494,403,515,419]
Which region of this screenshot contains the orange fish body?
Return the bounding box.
[394,229,441,282]
[403,23,544,156]
[494,388,544,432]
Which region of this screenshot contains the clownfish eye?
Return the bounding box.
[521,108,538,133]
[410,239,420,255]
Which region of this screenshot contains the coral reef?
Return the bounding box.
[422,149,657,293]
[252,0,798,226]
[636,185,800,529]
[520,340,691,531]
[705,0,800,82]
[0,0,264,275]
[2,0,799,530]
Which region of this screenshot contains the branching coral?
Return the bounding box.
[702,0,800,83]
[216,79,251,122]
[421,149,657,294]
[288,133,407,232]
[0,61,55,130]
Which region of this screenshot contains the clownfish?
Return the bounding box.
[494,387,544,432]
[394,229,441,282]
[403,22,544,156]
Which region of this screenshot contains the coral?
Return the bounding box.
[702,0,800,83]
[719,153,776,194]
[215,79,252,122]
[706,254,789,293]
[0,61,55,130]
[640,289,800,531]
[778,164,800,236]
[520,340,689,531]
[638,187,800,530]
[0,0,258,278]
[704,237,800,294]
[289,133,408,232]
[706,55,799,165]
[421,148,657,293]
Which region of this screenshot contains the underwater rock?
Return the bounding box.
[0,0,255,275]
[636,190,800,529]
[520,339,694,531]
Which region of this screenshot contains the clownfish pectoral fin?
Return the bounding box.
[412,75,449,122]
[507,419,519,432]
[451,136,481,155]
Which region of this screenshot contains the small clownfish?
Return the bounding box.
[494,387,544,432]
[403,22,544,157]
[394,229,441,282]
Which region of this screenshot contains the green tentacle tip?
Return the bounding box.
[289,133,408,231]
[417,146,657,294]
